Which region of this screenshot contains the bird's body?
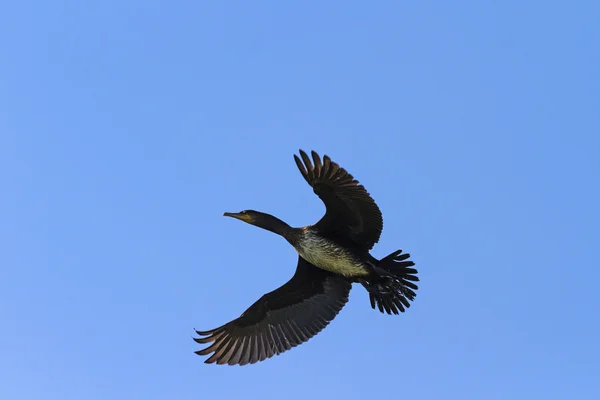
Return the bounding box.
[194,150,419,366]
[294,227,371,277]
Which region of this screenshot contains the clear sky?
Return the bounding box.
[2,1,599,399]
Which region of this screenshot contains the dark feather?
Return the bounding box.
[194,257,352,365]
[294,149,383,251]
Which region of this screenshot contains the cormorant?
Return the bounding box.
[194,150,418,365]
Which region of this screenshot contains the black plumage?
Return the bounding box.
[194,150,419,365]
[293,150,383,251]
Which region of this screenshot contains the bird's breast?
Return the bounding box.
[295,232,369,277]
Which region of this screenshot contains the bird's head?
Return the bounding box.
[223,210,291,236]
[223,210,260,224]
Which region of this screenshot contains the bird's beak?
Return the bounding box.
[223,212,252,222]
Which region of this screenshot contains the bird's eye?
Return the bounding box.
[240,210,246,214]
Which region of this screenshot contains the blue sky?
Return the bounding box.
[2,1,599,399]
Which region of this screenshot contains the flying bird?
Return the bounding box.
[194,150,419,365]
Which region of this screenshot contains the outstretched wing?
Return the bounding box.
[294,149,383,251]
[194,257,352,366]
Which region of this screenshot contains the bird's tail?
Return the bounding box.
[361,249,419,315]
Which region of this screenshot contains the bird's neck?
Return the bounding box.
[257,214,293,238]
